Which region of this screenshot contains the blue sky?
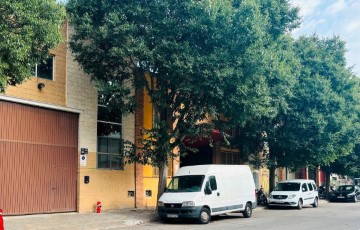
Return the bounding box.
[289,0,360,76]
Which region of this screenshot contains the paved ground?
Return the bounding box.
[3,201,320,230]
[3,208,158,230]
[134,200,357,230]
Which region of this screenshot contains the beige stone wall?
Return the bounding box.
[67,27,135,213]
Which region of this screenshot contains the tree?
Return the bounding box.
[66,0,301,201]
[321,147,360,197]
[318,48,360,194]
[0,0,66,92]
[224,34,301,191]
[229,34,360,192]
[266,35,360,190]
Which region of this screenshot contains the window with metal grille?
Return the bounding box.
[221,152,241,165]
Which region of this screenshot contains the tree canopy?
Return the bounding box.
[270,35,360,169]
[67,0,360,196]
[0,0,66,92]
[67,0,300,198]
[235,34,360,190]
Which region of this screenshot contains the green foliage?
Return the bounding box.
[321,76,360,177]
[259,35,360,173]
[0,0,66,92]
[67,0,301,170]
[67,0,360,182]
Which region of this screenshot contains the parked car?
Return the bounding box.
[157,165,256,224]
[267,179,319,209]
[329,185,360,202]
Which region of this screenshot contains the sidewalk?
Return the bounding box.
[3,208,158,230]
[2,202,310,230]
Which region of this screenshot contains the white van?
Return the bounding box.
[267,179,319,209]
[157,164,257,224]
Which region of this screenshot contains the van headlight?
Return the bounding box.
[158,201,164,207]
[288,194,297,199]
[268,194,273,198]
[182,201,195,207]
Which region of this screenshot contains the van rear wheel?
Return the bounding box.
[199,207,211,224]
[242,203,252,218]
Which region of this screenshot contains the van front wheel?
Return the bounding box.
[297,199,303,210]
[199,207,211,224]
[242,203,252,218]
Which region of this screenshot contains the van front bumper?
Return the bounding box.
[157,205,203,219]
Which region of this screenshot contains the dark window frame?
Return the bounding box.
[221,152,241,165]
[34,55,54,80]
[97,104,123,170]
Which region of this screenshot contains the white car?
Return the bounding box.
[267,179,319,209]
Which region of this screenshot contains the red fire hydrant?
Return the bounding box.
[0,209,4,230]
[96,201,102,213]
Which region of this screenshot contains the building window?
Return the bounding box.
[97,104,123,170]
[221,152,241,165]
[34,55,54,80]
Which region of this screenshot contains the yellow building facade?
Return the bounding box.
[1,23,137,214]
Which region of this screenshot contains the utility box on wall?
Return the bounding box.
[84,176,90,184]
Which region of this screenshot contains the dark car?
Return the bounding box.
[330,185,360,202]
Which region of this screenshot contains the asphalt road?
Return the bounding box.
[133,200,360,230]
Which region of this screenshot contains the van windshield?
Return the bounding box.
[275,182,301,191]
[165,175,205,192]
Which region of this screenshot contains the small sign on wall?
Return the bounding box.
[81,148,88,155]
[80,154,87,166]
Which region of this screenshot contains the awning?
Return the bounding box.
[183,129,223,148]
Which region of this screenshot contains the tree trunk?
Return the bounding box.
[325,171,331,200]
[269,164,276,192]
[156,160,168,209]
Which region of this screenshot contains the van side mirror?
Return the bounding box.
[205,181,212,195]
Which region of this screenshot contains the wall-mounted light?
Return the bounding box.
[37,82,45,90]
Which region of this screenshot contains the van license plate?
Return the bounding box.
[167,214,178,218]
